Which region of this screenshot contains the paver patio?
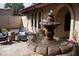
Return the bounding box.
[0,41,42,56]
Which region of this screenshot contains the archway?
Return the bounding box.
[54,5,74,40]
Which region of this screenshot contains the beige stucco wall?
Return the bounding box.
[25,4,71,39]
[40,4,79,41]
[54,7,70,38]
[71,4,79,43]
[0,16,9,28]
[9,16,22,29]
[24,4,79,43]
[40,4,70,39]
[0,16,22,29]
[25,14,32,32]
[0,9,13,16]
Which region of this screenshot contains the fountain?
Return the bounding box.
[40,10,60,43]
[26,10,74,56]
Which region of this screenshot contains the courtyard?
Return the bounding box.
[0,3,79,56]
[0,41,42,56]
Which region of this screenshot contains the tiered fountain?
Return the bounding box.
[26,10,74,56]
[40,10,60,43]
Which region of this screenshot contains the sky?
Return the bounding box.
[0,3,32,8]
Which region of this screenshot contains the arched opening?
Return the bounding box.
[54,7,71,40]
[64,11,71,31]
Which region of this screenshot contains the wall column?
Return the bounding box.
[33,15,35,33]
[36,13,39,32]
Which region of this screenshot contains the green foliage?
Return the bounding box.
[1,28,8,33]
[1,28,8,36]
[5,3,24,9]
[71,31,78,43]
[4,3,25,15]
[11,3,24,9]
[5,3,12,8]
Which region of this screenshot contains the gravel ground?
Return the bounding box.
[0,41,42,56]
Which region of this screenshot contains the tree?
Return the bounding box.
[5,3,25,15]
[5,3,12,8]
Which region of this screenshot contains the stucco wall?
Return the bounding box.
[24,4,79,42]
[71,4,79,43]
[0,9,13,16]
[25,4,71,39]
[26,14,32,32]
[0,16,22,29]
[41,4,70,39]
[54,7,70,38]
